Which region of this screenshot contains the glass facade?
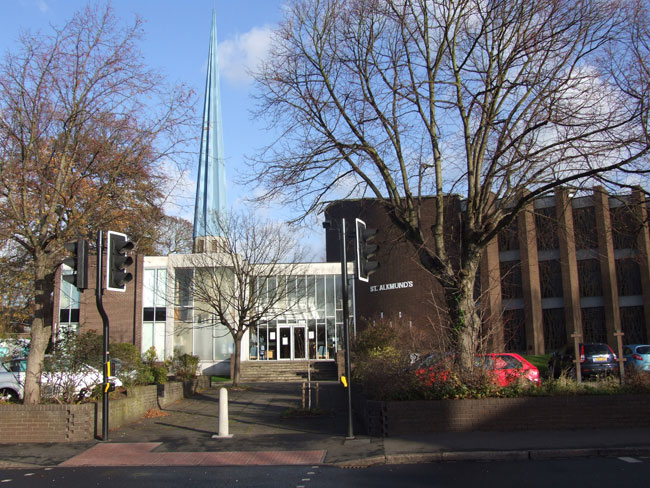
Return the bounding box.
[249,274,348,361]
[172,267,233,362]
[142,268,167,360]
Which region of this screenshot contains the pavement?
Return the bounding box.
[2,381,650,469]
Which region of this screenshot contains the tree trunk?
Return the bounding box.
[443,263,482,370]
[23,257,54,404]
[232,334,242,387]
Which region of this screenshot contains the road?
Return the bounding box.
[0,457,648,487]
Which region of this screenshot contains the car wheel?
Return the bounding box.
[0,388,19,402]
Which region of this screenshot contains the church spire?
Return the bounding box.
[193,10,227,251]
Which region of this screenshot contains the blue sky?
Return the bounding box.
[0,0,326,257]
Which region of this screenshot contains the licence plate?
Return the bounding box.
[594,356,607,362]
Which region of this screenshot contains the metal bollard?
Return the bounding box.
[212,387,233,438]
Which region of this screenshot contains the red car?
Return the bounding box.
[476,353,540,386]
[415,352,540,387]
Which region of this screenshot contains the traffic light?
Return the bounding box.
[106,231,134,292]
[62,239,88,290]
[355,218,379,282]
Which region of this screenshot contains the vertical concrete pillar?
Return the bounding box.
[593,187,621,346]
[631,188,650,342]
[555,189,583,344]
[480,236,504,351]
[518,202,545,354]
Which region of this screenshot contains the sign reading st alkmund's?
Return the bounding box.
[369,281,414,293]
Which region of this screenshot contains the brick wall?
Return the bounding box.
[0,377,210,443]
[357,394,650,436]
[0,404,95,443]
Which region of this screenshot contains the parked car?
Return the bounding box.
[414,352,539,386]
[476,353,540,386]
[548,343,618,379]
[0,361,22,401]
[623,344,650,372]
[0,358,122,401]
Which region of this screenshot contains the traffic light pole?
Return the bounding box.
[95,230,110,441]
[339,218,354,440]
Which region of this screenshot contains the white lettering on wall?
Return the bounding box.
[369,281,414,293]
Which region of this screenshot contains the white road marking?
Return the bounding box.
[619,457,642,463]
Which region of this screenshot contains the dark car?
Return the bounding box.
[548,343,618,379]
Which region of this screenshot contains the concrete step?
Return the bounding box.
[239,360,338,382]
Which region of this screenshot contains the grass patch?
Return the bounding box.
[210,375,231,383]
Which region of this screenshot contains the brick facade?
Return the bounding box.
[54,253,144,346]
[325,187,650,354]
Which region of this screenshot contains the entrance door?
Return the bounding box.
[279,327,291,359]
[278,325,307,359]
[293,326,306,360]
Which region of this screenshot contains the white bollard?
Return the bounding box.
[212,387,233,439]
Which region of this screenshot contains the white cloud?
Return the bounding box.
[218,25,273,84]
[159,159,196,222]
[38,1,49,13]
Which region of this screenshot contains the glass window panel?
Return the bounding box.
[155,308,167,322]
[60,281,71,310]
[213,324,233,361]
[173,323,192,355]
[70,309,79,323]
[155,269,167,307]
[327,318,336,357]
[143,308,155,322]
[316,276,325,312]
[154,323,165,360]
[194,324,214,360]
[143,269,155,307]
[335,275,342,310]
[142,323,154,354]
[175,268,193,307]
[59,309,70,322]
[249,327,259,360]
[288,276,297,305]
[259,325,268,360]
[296,277,306,310]
[326,275,335,317]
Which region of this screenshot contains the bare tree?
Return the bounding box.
[179,211,308,386]
[0,3,195,402]
[251,0,650,367]
[151,215,194,256]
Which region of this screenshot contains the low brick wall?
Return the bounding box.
[356,394,650,436]
[0,376,211,443]
[0,403,95,442]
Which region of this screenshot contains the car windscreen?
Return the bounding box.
[637,346,650,355]
[583,344,611,355]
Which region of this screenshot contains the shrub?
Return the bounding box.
[171,349,200,380]
[139,346,168,385]
[110,342,143,387]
